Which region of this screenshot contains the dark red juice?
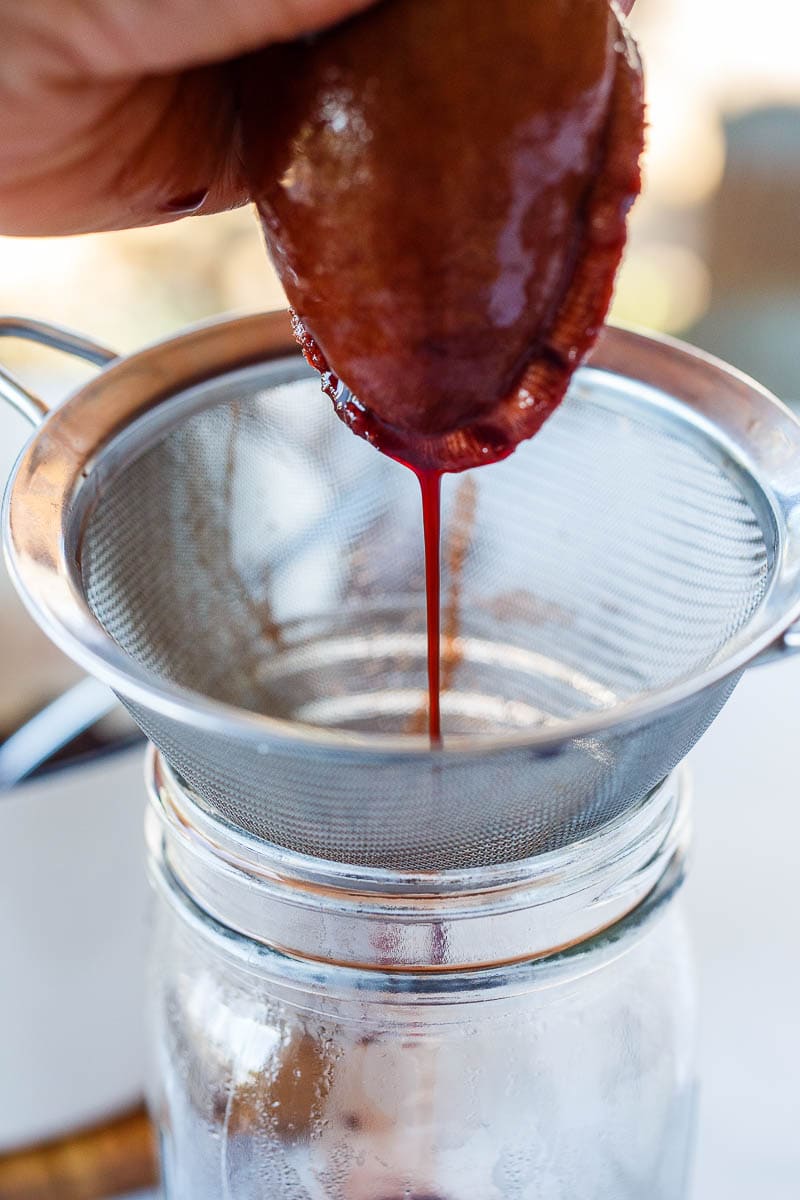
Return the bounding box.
[417,469,443,744]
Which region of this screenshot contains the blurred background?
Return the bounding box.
[0,0,798,1195]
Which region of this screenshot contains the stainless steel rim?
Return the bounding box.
[4,312,800,759]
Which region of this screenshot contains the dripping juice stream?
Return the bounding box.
[416,468,443,744]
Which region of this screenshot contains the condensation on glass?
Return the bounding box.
[146,753,697,1200]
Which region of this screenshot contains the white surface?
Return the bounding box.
[688,654,800,1199]
[1,399,149,1150]
[0,746,149,1151]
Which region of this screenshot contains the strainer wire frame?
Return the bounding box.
[2,311,800,766]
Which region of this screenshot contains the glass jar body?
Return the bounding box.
[147,875,696,1200]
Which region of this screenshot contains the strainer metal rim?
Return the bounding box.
[4,311,800,759]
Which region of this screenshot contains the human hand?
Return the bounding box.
[0,0,374,235]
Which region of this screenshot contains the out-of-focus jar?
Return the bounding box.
[146,751,696,1200]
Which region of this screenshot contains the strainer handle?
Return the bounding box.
[751,622,800,667]
[784,624,800,654]
[0,317,116,427]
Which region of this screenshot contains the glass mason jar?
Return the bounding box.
[146,750,696,1200]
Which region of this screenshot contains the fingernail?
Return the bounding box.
[160,188,209,215]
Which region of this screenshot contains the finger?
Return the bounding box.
[0,67,250,235]
[0,0,379,235]
[15,0,376,81]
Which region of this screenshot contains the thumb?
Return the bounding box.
[31,0,375,80]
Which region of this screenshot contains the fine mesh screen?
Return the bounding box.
[80,361,769,867]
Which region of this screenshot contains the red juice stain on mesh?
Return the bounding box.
[238,0,645,742]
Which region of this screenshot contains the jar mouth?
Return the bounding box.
[152,750,680,896]
[147,749,690,974]
[150,821,687,1006]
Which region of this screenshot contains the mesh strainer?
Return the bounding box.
[3,313,800,870]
